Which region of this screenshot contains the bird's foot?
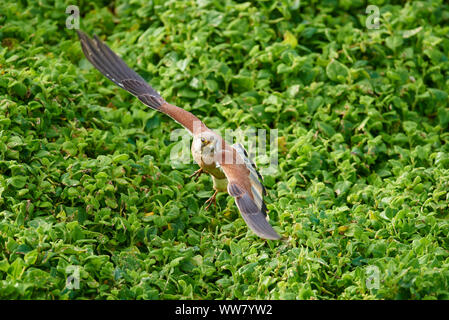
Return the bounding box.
[189,168,204,181]
[204,191,218,211]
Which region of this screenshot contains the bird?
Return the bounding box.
[76,30,281,240]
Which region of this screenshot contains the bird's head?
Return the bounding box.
[200,132,216,149]
[197,132,220,160]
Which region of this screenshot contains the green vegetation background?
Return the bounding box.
[1,0,449,299]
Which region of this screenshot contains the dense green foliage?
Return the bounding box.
[1,0,449,299]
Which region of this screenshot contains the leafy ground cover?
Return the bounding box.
[1,0,449,299]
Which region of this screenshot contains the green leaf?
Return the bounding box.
[283,31,297,48]
[7,176,27,189]
[112,154,129,163]
[10,82,27,98]
[385,35,403,50]
[326,60,349,83]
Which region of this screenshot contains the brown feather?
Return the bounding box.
[220,156,254,199]
[77,31,209,134]
[159,102,208,135]
[219,147,280,240]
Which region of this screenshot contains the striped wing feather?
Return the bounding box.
[77,30,207,134]
[232,143,267,215]
[221,148,280,240]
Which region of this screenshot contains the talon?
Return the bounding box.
[204,190,218,211]
[189,168,203,181]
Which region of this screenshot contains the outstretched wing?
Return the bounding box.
[232,143,267,214]
[77,30,207,134]
[77,30,163,110]
[220,149,281,240]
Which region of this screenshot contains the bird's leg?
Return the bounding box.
[189,168,204,181]
[204,190,218,211]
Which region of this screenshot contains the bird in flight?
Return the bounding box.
[76,30,281,240]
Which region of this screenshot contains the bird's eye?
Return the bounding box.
[201,137,206,143]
